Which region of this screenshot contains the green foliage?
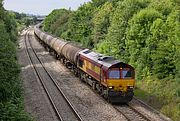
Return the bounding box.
[126,8,163,80]
[149,0,174,16]
[166,8,180,83]
[0,1,32,120]
[44,9,71,37]
[92,2,113,45]
[43,0,180,120]
[151,41,175,79]
[43,9,69,33]
[50,9,71,37]
[0,101,32,121]
[98,0,149,62]
[0,10,17,42]
[135,80,180,121]
[65,2,95,48]
[14,11,37,27]
[91,0,107,7]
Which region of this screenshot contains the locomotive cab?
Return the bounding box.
[107,67,135,91]
[78,49,135,103]
[106,64,135,103]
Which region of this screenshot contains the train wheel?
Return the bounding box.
[107,96,111,103]
[99,87,104,96]
[104,90,110,103]
[79,71,83,81]
[92,82,96,90]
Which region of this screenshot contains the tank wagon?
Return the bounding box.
[34,25,135,103]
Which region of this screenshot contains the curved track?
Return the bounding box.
[24,29,83,121]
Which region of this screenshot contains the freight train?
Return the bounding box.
[34,24,135,103]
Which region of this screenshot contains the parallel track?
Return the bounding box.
[24,29,83,121]
[114,104,151,121]
[27,28,154,121]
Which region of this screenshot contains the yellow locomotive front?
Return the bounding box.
[78,49,135,103]
[106,65,135,103]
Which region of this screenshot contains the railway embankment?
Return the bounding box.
[0,1,32,120]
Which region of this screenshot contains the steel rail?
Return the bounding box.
[24,30,64,121]
[128,104,151,121]
[27,29,83,121]
[114,104,151,121]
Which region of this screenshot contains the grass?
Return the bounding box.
[134,78,180,121]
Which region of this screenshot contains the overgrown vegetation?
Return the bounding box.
[13,12,38,32]
[43,0,180,120]
[0,0,32,120]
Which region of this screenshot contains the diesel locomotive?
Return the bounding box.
[34,24,135,103]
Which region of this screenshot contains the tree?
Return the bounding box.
[64,2,95,48]
[126,8,162,80]
[0,1,32,120]
[43,9,68,32]
[165,8,180,81]
[92,2,113,45]
[97,0,149,62]
[51,10,71,37]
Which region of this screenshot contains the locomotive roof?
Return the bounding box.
[79,49,121,68]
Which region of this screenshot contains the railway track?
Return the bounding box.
[82,83,152,121]
[24,29,83,121]
[24,28,168,121]
[114,104,151,121]
[130,97,172,121]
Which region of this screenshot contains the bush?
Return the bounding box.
[0,1,32,120]
[42,0,180,120]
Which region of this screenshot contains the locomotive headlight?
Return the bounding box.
[128,86,134,89]
[108,86,114,89]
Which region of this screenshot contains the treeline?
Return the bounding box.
[43,0,180,81]
[43,0,180,120]
[13,11,38,31]
[0,0,31,120]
